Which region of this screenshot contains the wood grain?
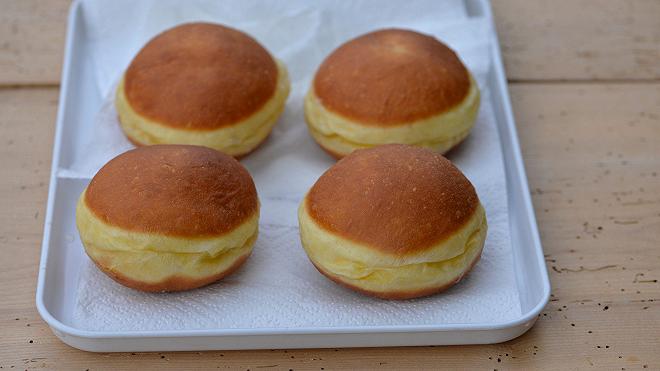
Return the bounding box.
[1,83,658,369]
[0,0,69,85]
[493,0,660,81]
[0,0,659,84]
[1,0,660,369]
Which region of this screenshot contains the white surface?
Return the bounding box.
[37,0,550,350]
[66,0,520,332]
[73,94,520,331]
[69,0,491,176]
[79,0,486,98]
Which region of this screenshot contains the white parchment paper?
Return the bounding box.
[70,0,521,331]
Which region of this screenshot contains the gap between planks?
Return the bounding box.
[508,78,660,85]
[0,83,60,90]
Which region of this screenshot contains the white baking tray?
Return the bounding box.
[36,0,550,352]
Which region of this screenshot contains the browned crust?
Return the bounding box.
[311,129,472,161]
[84,145,258,237]
[92,252,252,292]
[314,139,344,160]
[313,28,470,126]
[310,244,483,300]
[306,144,479,255]
[123,128,270,160]
[124,22,278,130]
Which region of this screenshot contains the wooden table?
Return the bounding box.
[1,1,658,369]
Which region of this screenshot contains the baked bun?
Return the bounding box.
[304,29,479,159]
[298,144,487,299]
[76,145,259,292]
[116,22,290,157]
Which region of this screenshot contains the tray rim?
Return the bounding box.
[36,0,550,349]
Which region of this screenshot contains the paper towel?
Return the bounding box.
[71,0,521,331]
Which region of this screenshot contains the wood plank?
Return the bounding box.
[493,0,660,81]
[0,0,69,85]
[1,83,658,369]
[1,0,660,84]
[509,82,660,369]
